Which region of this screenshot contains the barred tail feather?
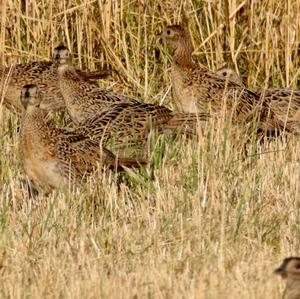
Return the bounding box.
[163,112,210,136]
[107,157,147,171]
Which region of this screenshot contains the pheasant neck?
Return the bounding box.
[286,273,300,281]
[21,106,47,134]
[173,38,194,68]
[57,64,79,80]
[57,64,83,103]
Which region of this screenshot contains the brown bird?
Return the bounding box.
[159,24,288,134]
[74,101,211,153]
[216,66,300,126]
[54,45,141,124]
[0,57,111,114]
[19,84,144,193]
[259,89,300,124]
[216,66,245,86]
[53,45,210,151]
[274,257,300,299]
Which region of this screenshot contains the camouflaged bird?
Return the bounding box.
[54,45,141,124]
[0,56,111,113]
[216,66,245,86]
[258,89,300,124]
[19,84,144,193]
[75,101,211,152]
[216,66,300,125]
[53,45,210,149]
[274,257,300,299]
[159,24,288,133]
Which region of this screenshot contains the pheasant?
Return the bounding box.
[274,257,300,299]
[74,101,210,152]
[216,66,244,86]
[53,45,210,150]
[216,66,300,126]
[54,45,141,124]
[0,56,110,113]
[19,84,144,193]
[159,24,289,134]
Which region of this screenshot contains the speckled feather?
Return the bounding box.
[161,25,288,133]
[74,101,211,150]
[19,85,144,192]
[0,60,110,114]
[57,63,140,124]
[258,89,300,122]
[55,46,210,147]
[217,66,300,125]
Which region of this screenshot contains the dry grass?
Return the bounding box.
[0,0,300,298]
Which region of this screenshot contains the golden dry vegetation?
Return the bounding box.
[0,0,299,298]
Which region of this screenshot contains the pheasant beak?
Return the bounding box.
[54,56,68,66]
[274,266,287,278]
[156,31,164,42]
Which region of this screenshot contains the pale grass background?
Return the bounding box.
[0,0,299,298]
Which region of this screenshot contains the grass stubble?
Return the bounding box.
[0,0,299,298]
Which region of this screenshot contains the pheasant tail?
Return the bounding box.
[163,112,210,136]
[107,157,147,171]
[76,69,112,80]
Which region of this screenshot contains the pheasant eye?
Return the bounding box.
[167,30,171,35]
[223,72,227,76]
[25,91,30,98]
[296,263,300,269]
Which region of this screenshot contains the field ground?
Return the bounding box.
[0,1,299,298]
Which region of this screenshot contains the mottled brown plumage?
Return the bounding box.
[259,89,300,123]
[54,45,210,149]
[74,101,211,151]
[54,45,140,124]
[274,257,300,299]
[159,24,287,133]
[0,58,111,113]
[19,84,144,193]
[216,66,300,126]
